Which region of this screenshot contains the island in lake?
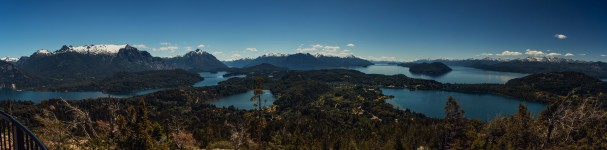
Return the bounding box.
[402,62,453,76]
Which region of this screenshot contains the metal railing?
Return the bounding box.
[0,111,48,150]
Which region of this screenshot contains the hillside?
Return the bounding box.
[0,60,44,89]
[505,71,607,96]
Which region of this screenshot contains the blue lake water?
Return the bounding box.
[0,71,244,102]
[0,88,163,102]
[193,71,245,87]
[211,90,276,110]
[0,66,547,119]
[350,65,528,84]
[382,88,546,120]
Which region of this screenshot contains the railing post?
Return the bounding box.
[0,111,48,150]
[14,126,24,150]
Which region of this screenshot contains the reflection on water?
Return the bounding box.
[382,88,546,121]
[211,90,276,110]
[351,65,528,84]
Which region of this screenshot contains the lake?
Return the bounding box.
[0,88,164,102]
[193,71,245,87]
[382,88,546,120]
[211,90,276,110]
[350,65,528,84]
[0,71,244,102]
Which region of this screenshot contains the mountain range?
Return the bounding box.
[223,53,373,69]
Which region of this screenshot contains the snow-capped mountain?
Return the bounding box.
[515,56,577,63]
[16,44,172,79]
[260,53,289,57]
[164,49,228,71]
[0,57,18,62]
[55,44,129,55]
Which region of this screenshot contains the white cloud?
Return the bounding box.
[579,54,586,56]
[363,56,409,62]
[212,51,224,55]
[480,53,494,56]
[525,49,545,56]
[296,44,319,52]
[322,46,340,53]
[197,44,206,49]
[564,53,574,56]
[160,42,170,46]
[602,55,606,57]
[158,46,179,52]
[132,44,147,49]
[229,54,242,60]
[554,34,567,40]
[184,46,193,51]
[245,48,258,52]
[495,51,522,56]
[312,44,323,49]
[546,53,562,57]
[296,44,354,57]
[346,43,355,47]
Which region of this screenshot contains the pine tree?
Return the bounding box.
[443,96,466,149]
[249,77,267,149]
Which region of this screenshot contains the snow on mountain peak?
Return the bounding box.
[261,53,289,57]
[35,49,52,55]
[191,49,209,54]
[57,44,129,55]
[0,56,19,62]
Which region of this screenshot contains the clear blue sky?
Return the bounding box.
[1,0,606,61]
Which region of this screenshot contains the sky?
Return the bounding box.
[1,0,606,61]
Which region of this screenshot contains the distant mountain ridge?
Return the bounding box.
[17,44,172,80]
[14,44,227,82]
[164,49,228,72]
[224,53,373,69]
[410,57,607,78]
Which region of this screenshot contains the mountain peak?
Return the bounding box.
[184,49,209,56]
[56,44,129,55]
[34,49,52,55]
[0,56,19,62]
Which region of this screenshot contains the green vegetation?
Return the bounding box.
[1,69,606,149]
[401,62,453,76]
[97,69,203,92]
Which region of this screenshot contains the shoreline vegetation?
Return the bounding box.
[1,67,606,149]
[4,63,606,104]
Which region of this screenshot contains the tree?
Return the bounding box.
[443,96,466,149]
[508,104,532,149]
[248,77,268,148]
[118,98,161,149]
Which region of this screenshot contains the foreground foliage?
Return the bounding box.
[2,69,606,149]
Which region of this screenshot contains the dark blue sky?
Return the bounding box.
[1,0,606,61]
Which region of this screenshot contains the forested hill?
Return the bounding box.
[506,71,607,96]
